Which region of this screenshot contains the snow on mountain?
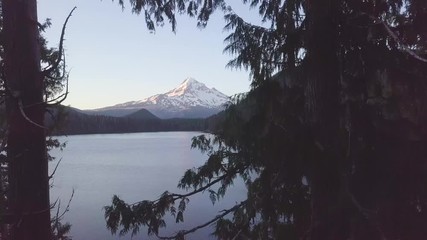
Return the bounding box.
[92,77,229,118]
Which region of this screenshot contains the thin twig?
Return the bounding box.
[49,158,62,180]
[50,198,60,210]
[54,199,61,226]
[57,189,75,221]
[231,228,244,240]
[0,129,8,153]
[51,189,75,223]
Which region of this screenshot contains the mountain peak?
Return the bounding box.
[167,77,206,97]
[182,77,198,85]
[96,77,229,118]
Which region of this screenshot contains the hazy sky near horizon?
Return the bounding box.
[37,0,260,110]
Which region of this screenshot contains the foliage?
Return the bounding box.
[114,0,228,31]
[102,0,426,239]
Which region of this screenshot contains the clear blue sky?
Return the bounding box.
[37,0,258,110]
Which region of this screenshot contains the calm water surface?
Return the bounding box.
[49,132,246,240]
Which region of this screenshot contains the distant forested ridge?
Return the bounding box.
[46,106,217,135]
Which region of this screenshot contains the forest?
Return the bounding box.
[46,106,211,135]
[1,0,427,240]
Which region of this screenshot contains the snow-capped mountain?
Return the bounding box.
[90,77,229,118]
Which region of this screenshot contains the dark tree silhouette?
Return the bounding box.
[0,1,72,239]
[105,0,427,239]
[2,1,51,238]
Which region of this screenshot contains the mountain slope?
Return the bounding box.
[124,109,159,120]
[90,77,229,118]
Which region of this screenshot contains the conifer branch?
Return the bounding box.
[105,164,247,237]
[156,200,247,240]
[44,48,68,82]
[46,71,70,106]
[130,167,242,207]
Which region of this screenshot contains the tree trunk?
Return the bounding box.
[2,0,51,239]
[305,1,347,239]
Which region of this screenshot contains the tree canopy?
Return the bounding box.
[105,0,427,239]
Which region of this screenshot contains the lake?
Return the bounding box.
[49,132,246,240]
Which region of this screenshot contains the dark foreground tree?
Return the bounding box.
[2,0,51,238]
[105,0,427,239]
[0,1,72,239]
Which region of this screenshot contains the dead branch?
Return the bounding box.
[42,7,77,75]
[365,15,427,63]
[18,99,47,129]
[49,158,62,180]
[57,189,74,221]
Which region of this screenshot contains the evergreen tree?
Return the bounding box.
[0,1,72,239]
[105,0,427,239]
[2,1,51,238]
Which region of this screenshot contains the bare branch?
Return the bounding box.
[50,198,60,210]
[56,189,75,221]
[49,158,62,180]
[18,99,47,129]
[364,14,427,63]
[51,189,75,238]
[42,7,77,75]
[381,21,427,63]
[53,199,62,226]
